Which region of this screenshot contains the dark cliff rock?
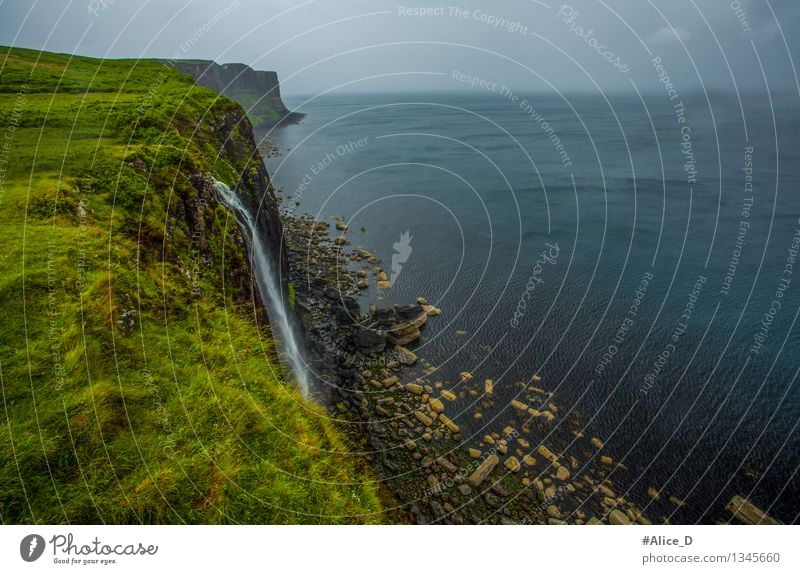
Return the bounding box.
[171,60,303,129]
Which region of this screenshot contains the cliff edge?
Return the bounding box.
[172,60,304,129]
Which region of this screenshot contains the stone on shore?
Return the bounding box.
[608,509,631,525]
[355,329,386,354]
[726,495,781,525]
[386,324,421,346]
[469,448,482,459]
[556,466,570,481]
[395,345,417,365]
[381,375,399,388]
[439,414,459,434]
[504,456,521,472]
[405,382,424,394]
[440,390,457,402]
[468,454,499,487]
[428,398,445,414]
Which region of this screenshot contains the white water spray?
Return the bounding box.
[213,180,310,395]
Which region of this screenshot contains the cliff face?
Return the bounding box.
[173,60,303,129]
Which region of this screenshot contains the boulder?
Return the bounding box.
[556,466,571,481]
[395,345,417,365]
[381,376,399,388]
[428,398,445,414]
[726,495,781,525]
[467,454,499,487]
[405,383,424,394]
[386,324,421,346]
[415,411,434,426]
[468,448,482,459]
[608,509,631,525]
[504,456,521,472]
[354,329,386,354]
[440,390,457,402]
[439,414,459,434]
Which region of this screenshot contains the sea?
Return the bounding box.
[267,91,800,524]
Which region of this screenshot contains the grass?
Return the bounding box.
[0,46,385,523]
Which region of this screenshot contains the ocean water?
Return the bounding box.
[267,92,800,524]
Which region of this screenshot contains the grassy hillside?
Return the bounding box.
[0,47,383,524]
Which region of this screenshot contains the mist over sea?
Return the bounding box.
[269,91,800,523]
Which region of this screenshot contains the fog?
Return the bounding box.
[1,0,798,96]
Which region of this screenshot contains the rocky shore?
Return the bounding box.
[277,205,782,526]
[280,214,669,525]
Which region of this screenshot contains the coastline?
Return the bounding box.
[280,211,657,525]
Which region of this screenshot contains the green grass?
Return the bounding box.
[0,46,385,523]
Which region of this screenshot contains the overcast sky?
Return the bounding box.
[1,0,798,96]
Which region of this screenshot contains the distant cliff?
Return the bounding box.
[172,60,303,129]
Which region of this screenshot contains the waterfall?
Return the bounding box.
[213,180,310,395]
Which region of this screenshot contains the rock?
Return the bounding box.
[608,509,631,525]
[587,516,603,525]
[484,379,494,394]
[468,448,482,459]
[483,435,495,445]
[468,454,499,487]
[440,390,457,402]
[497,444,508,455]
[504,456,521,472]
[377,280,391,289]
[397,304,424,320]
[439,414,459,434]
[546,505,562,519]
[405,383,424,394]
[726,495,781,525]
[647,487,661,501]
[386,324,421,346]
[323,287,341,300]
[395,345,417,365]
[428,398,445,414]
[556,466,571,481]
[591,437,605,449]
[517,437,530,448]
[438,458,458,473]
[600,455,613,465]
[428,474,442,495]
[522,455,536,467]
[531,374,542,382]
[357,279,369,290]
[354,329,386,354]
[423,304,442,316]
[334,236,349,246]
[335,221,348,231]
[669,495,685,507]
[415,411,434,426]
[377,271,388,281]
[460,372,474,383]
[416,296,428,305]
[458,484,472,496]
[381,375,399,388]
[511,399,527,411]
[537,445,558,463]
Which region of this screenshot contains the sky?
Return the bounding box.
[1,0,798,96]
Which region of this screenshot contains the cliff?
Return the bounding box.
[171,60,304,129]
[0,46,380,523]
